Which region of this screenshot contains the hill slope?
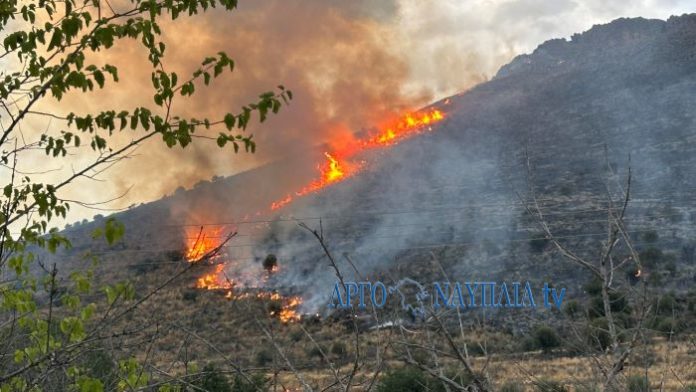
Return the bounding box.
[57,14,696,312]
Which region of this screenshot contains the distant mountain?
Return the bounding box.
[56,14,696,312]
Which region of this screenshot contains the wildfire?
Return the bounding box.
[184,228,223,262]
[296,152,359,197]
[268,294,303,324]
[270,194,292,210]
[183,228,302,323]
[270,108,445,210]
[185,107,445,323]
[365,109,444,147]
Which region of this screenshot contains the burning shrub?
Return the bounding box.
[266,300,283,316]
[262,254,278,273]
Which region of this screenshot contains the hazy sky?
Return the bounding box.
[8,0,694,226]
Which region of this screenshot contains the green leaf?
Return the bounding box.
[216,134,227,147]
[223,113,235,130]
[104,218,124,245]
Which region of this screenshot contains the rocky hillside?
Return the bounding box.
[55,14,696,314]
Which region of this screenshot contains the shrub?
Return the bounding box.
[534,326,561,353]
[255,349,274,366]
[262,254,278,272]
[232,374,269,392]
[563,300,582,318]
[640,247,663,267]
[626,375,649,392]
[195,364,232,392]
[289,328,304,342]
[642,230,659,243]
[166,250,185,261]
[575,383,599,392]
[657,293,678,315]
[182,290,199,302]
[83,349,116,388]
[330,341,347,356]
[588,291,630,319]
[500,381,525,392]
[584,279,603,296]
[529,234,550,253]
[535,379,567,392]
[376,367,430,392]
[305,345,325,361]
[587,318,612,351]
[655,317,682,337]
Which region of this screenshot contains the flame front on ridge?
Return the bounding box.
[270,108,445,210]
[184,107,446,322]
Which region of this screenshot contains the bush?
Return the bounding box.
[262,254,278,272]
[588,291,630,320]
[535,379,567,392]
[529,234,550,253]
[657,293,678,315]
[232,374,269,392]
[563,300,582,318]
[377,367,428,392]
[626,375,649,392]
[255,349,274,366]
[584,279,603,296]
[305,345,325,361]
[182,290,198,302]
[575,383,599,392]
[534,326,561,353]
[654,317,682,337]
[82,349,116,388]
[500,381,525,392]
[640,247,663,267]
[642,230,659,243]
[587,318,612,351]
[289,328,304,342]
[195,364,232,392]
[377,367,440,392]
[330,341,347,356]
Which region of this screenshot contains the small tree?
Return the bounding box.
[534,325,561,353]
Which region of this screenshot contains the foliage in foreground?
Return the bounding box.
[0,0,291,389]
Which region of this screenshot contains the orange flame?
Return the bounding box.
[195,264,233,290]
[296,152,360,197]
[365,109,444,147]
[184,228,223,262]
[267,294,303,324]
[270,108,445,209]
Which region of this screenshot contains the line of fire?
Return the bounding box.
[182,107,446,324]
